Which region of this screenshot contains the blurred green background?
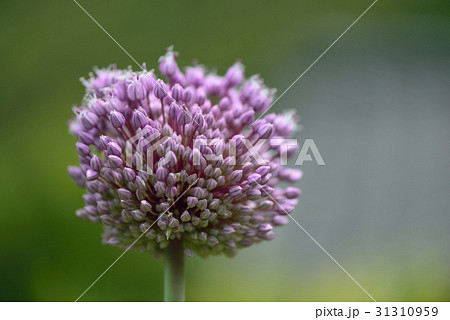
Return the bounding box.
[1,0,449,301]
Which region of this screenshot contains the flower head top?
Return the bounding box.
[68,48,302,258]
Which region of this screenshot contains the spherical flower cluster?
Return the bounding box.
[68,48,302,258]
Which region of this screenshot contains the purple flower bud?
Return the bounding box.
[135,176,147,191]
[154,181,165,194]
[260,185,274,196]
[79,132,95,145]
[154,79,168,99]
[239,206,253,214]
[290,170,303,182]
[155,167,168,181]
[277,204,294,215]
[156,202,169,214]
[193,186,205,199]
[76,142,91,157]
[140,200,152,213]
[118,188,133,200]
[107,141,122,156]
[247,189,261,200]
[257,200,273,210]
[197,199,208,210]
[225,62,244,87]
[177,110,191,125]
[136,221,149,233]
[259,173,271,185]
[105,237,121,245]
[108,155,123,168]
[205,75,222,96]
[110,111,125,128]
[180,211,191,222]
[168,217,179,228]
[264,113,277,122]
[285,187,301,199]
[123,167,136,182]
[196,88,206,106]
[132,110,148,129]
[76,208,89,220]
[168,102,181,119]
[100,214,115,226]
[229,185,242,197]
[200,209,211,220]
[193,113,204,127]
[97,200,109,212]
[86,169,99,181]
[131,209,146,221]
[136,189,146,201]
[171,84,184,101]
[85,205,98,215]
[83,193,97,205]
[257,123,273,139]
[165,151,178,167]
[191,216,200,227]
[262,231,276,240]
[247,173,261,186]
[207,236,219,246]
[255,165,270,177]
[113,83,127,100]
[91,99,107,116]
[204,113,215,127]
[102,167,115,182]
[159,49,178,76]
[251,95,268,112]
[208,199,220,210]
[145,228,157,239]
[219,97,231,111]
[141,71,155,91]
[273,215,289,226]
[127,79,146,101]
[183,86,194,103]
[241,162,254,174]
[224,241,236,249]
[186,66,204,86]
[98,135,111,150]
[90,155,103,172]
[157,220,167,231]
[186,196,198,208]
[79,155,90,165]
[252,119,265,132]
[223,225,235,235]
[81,112,98,130]
[230,170,243,183]
[167,186,177,198]
[68,166,84,185]
[167,173,176,186]
[185,173,196,184]
[204,164,214,177]
[138,170,150,181]
[279,168,303,182]
[258,223,273,232]
[240,110,255,126]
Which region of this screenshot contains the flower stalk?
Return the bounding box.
[164,238,185,302]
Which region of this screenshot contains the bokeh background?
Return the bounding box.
[0,0,449,301]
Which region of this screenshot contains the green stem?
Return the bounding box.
[164,238,185,302]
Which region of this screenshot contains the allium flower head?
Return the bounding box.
[68,47,302,258]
